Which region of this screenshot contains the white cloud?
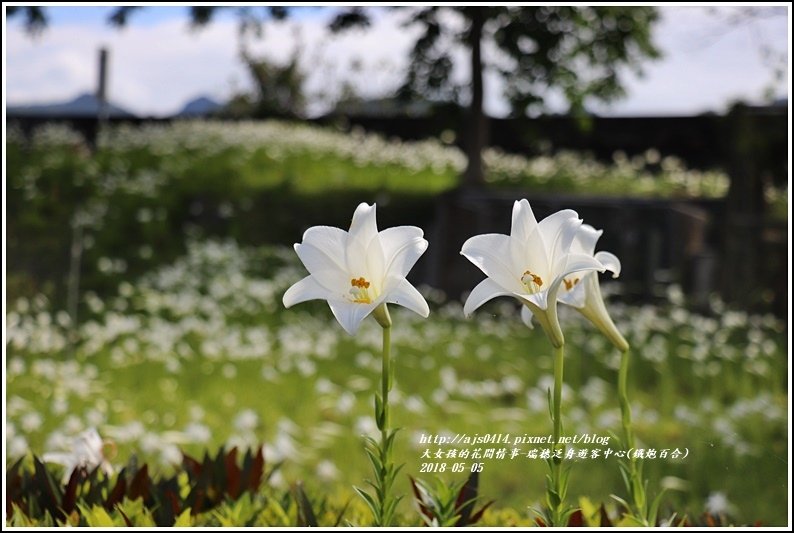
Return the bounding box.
[5,6,789,117]
[7,19,242,115]
[243,12,421,115]
[591,6,789,115]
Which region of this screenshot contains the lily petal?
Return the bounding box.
[520,305,535,329]
[553,252,606,280]
[379,226,428,279]
[536,251,603,310]
[294,242,349,291]
[461,233,524,293]
[524,289,548,311]
[510,227,550,282]
[346,203,384,281]
[510,199,539,243]
[579,274,629,352]
[575,224,603,256]
[557,276,587,308]
[508,200,550,276]
[283,276,330,308]
[525,275,567,347]
[385,278,430,317]
[463,278,514,317]
[301,226,348,271]
[348,202,379,245]
[595,251,621,278]
[327,299,379,336]
[364,237,386,290]
[537,208,579,235]
[543,212,583,265]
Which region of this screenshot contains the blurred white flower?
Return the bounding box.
[705,491,734,516]
[316,460,340,481]
[234,409,259,432]
[336,391,356,414]
[160,444,182,466]
[8,358,26,376]
[8,435,29,459]
[21,412,43,432]
[354,416,379,439]
[222,363,237,379]
[42,427,113,482]
[404,395,427,414]
[183,422,211,443]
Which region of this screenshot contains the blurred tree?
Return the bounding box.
[104,6,290,31]
[6,6,48,34]
[223,47,307,119]
[331,7,661,186]
[10,6,661,186]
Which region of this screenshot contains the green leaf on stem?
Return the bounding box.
[353,486,379,520]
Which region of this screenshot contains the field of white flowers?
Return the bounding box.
[11,120,735,197]
[6,237,787,524]
[5,120,789,525]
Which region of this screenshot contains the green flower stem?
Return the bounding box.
[357,303,400,527]
[552,341,564,470]
[381,322,391,435]
[546,342,568,526]
[618,347,650,525]
[375,306,394,527]
[618,348,634,450]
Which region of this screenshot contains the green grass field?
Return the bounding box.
[6,239,788,525]
[5,121,789,526]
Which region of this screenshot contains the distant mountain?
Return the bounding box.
[6,92,136,118]
[178,96,222,117]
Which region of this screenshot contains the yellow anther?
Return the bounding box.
[349,277,372,304]
[563,277,580,291]
[351,277,370,289]
[521,270,543,288]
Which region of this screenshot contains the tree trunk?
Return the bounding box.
[722,104,765,309]
[462,8,486,188]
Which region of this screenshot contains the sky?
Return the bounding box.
[4,5,790,117]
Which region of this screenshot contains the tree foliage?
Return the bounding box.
[330,6,660,184]
[388,6,661,116]
[226,49,307,118]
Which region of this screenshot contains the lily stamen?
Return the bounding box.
[563,277,580,291]
[350,277,372,304]
[521,270,544,293]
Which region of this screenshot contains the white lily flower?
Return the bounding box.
[283,202,430,334]
[42,427,114,482]
[461,199,605,348]
[556,224,629,352]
